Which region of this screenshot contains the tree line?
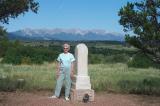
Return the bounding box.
[0,0,160,66]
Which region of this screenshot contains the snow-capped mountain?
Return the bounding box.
[8,28,124,41]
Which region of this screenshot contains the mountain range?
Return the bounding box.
[8,28,124,41]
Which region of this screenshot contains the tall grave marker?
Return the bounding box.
[71,43,94,102]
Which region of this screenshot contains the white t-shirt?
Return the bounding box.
[57,52,75,71]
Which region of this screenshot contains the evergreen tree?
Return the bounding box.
[0,0,39,57]
[118,0,160,63]
[0,0,39,24]
[0,26,8,57]
[0,26,7,41]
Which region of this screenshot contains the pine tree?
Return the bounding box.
[0,0,39,24]
[119,0,160,63]
[0,0,39,57]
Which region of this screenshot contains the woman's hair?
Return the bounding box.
[63,43,70,50]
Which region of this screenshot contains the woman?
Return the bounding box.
[50,43,75,101]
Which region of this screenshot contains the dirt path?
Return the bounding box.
[0,91,160,106]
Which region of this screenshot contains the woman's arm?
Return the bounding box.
[70,61,75,78]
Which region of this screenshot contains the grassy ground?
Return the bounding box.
[0,62,160,95]
[89,64,160,95]
[0,62,55,91]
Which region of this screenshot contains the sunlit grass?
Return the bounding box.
[89,63,160,94]
[0,62,56,91]
[0,63,160,95]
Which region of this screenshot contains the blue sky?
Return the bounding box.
[4,0,137,33]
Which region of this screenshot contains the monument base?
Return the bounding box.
[70,89,94,102]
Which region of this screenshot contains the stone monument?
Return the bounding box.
[71,43,94,102]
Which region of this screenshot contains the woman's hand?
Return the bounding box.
[70,71,74,79]
[56,72,60,79]
[70,62,75,79]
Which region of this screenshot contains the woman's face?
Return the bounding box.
[63,46,69,53]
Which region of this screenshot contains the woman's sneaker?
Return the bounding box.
[49,95,58,99]
[65,97,70,101]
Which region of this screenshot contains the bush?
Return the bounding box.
[127,53,159,68]
[1,45,58,65]
[89,54,105,64]
[21,57,32,64]
[105,54,130,63]
[2,47,21,64]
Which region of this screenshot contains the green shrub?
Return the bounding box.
[127,53,155,68]
[2,47,21,64]
[105,54,130,63]
[1,45,58,65]
[21,57,32,64]
[89,54,105,64]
